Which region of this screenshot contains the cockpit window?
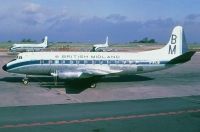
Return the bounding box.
[17,56,22,59]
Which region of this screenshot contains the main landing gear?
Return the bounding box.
[90,82,96,88]
[22,75,29,85]
[88,76,102,88]
[89,78,98,88]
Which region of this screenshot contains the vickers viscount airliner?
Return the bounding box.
[3,26,195,88]
[10,36,48,52]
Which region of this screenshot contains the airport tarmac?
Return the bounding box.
[0,96,200,132]
[0,52,200,107]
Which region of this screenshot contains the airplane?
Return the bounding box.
[2,26,195,88]
[10,36,48,52]
[91,36,109,52]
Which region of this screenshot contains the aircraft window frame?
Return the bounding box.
[95,60,100,64]
[65,60,70,64]
[102,60,107,64]
[115,60,119,64]
[49,60,53,64]
[107,60,111,65]
[70,60,73,64]
[18,56,22,59]
[76,60,79,65]
[118,60,123,64]
[40,60,44,64]
[54,60,59,64]
[84,60,88,65]
[123,60,128,64]
[44,60,48,64]
[79,60,84,64]
[59,60,62,64]
[62,60,65,64]
[92,60,95,65]
[87,60,92,64]
[100,60,103,65]
[110,60,115,64]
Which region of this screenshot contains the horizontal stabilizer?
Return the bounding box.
[167,51,196,64]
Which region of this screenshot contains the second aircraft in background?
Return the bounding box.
[10,36,48,52]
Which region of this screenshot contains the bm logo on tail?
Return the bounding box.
[169,34,177,54]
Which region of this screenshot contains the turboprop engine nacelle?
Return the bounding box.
[51,71,82,79]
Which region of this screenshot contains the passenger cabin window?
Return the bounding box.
[123,60,127,64]
[100,60,103,65]
[107,60,111,65]
[92,60,95,65]
[62,60,65,64]
[84,60,88,64]
[40,60,44,64]
[49,60,53,64]
[110,60,115,64]
[55,60,59,64]
[115,60,119,64]
[79,60,84,64]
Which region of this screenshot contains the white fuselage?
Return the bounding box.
[10,43,47,52]
[10,36,48,52]
[4,49,175,78]
[2,26,195,82]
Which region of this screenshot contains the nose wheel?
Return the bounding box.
[22,75,29,85]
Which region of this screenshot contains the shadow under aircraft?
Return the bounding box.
[0,75,153,94]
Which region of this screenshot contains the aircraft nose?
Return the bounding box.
[2,64,7,71]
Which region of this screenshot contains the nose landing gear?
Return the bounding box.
[22,75,29,85]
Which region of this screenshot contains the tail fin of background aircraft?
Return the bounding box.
[105,36,108,46]
[161,26,188,56]
[43,36,48,47]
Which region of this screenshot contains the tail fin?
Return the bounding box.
[105,36,108,46]
[43,36,48,47]
[162,26,188,56]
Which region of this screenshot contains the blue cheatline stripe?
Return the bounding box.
[7,60,40,70]
[7,60,169,71]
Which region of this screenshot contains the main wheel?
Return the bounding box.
[90,83,96,88]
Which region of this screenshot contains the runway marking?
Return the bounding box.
[0,108,200,129]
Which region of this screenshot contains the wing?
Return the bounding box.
[51,67,122,79]
[82,68,122,75]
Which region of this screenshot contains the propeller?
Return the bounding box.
[51,70,58,86]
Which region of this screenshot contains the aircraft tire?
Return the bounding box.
[90,83,96,88]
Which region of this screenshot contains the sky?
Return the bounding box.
[0,0,200,43]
